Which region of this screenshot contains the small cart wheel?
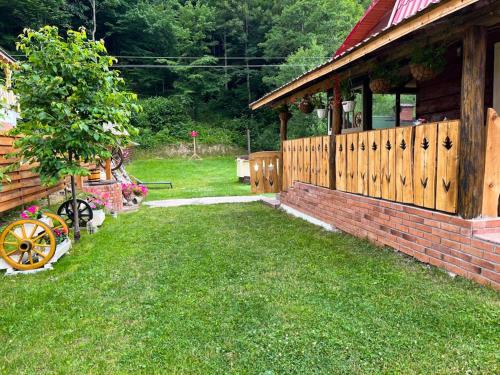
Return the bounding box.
[43,212,69,234]
[99,147,123,171]
[57,199,93,228]
[0,219,56,271]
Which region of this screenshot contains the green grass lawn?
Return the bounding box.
[0,203,498,374]
[126,156,250,201]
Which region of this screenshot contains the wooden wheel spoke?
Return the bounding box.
[17,252,24,263]
[29,224,39,239]
[28,251,34,264]
[5,249,19,257]
[31,233,47,242]
[10,230,23,242]
[3,241,19,246]
[32,249,47,258]
[20,225,27,239]
[34,242,51,248]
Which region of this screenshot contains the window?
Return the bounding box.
[371,92,416,129]
[372,94,396,129]
[342,86,363,132]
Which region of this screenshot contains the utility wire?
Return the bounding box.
[10,54,326,60]
[114,64,311,68]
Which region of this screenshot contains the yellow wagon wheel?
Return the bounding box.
[0,219,56,271]
[43,212,69,234]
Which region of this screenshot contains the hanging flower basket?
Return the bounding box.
[369,78,392,94]
[298,96,314,114]
[316,108,327,119]
[342,100,355,112]
[409,63,439,81]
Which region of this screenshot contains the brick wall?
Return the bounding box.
[83,182,123,212]
[281,182,500,289]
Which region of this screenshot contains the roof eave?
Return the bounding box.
[250,0,478,111]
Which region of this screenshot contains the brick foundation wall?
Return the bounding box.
[281,182,500,289]
[83,182,123,212]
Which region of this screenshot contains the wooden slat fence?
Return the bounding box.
[249,151,282,194]
[0,134,63,212]
[336,120,461,213]
[282,136,332,190]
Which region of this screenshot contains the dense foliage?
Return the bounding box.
[0,0,368,151]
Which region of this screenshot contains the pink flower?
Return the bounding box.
[20,212,28,219]
[27,206,38,214]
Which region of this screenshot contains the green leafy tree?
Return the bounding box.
[260,0,364,58]
[10,26,140,240]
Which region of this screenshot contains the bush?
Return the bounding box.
[132,96,250,150]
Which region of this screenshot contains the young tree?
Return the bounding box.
[10,26,139,241]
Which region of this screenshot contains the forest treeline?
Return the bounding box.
[0,0,368,151]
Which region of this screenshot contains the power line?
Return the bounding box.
[114,64,311,68]
[10,54,326,60]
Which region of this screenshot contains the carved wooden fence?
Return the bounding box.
[282,136,332,190]
[249,151,282,194]
[335,120,461,213]
[0,134,63,212]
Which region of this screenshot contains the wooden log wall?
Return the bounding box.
[282,136,331,190]
[335,120,461,213]
[416,43,462,122]
[0,134,63,212]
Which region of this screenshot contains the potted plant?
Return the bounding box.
[313,94,328,119]
[121,182,134,201]
[340,79,356,112]
[298,95,314,114]
[86,193,111,226]
[18,205,51,237]
[410,45,446,81]
[132,184,148,204]
[50,226,71,263]
[370,62,400,94]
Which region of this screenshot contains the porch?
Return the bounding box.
[249,0,500,288]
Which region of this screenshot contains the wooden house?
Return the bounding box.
[250,0,500,288]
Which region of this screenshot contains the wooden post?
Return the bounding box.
[279,109,292,151]
[329,77,343,190]
[332,77,342,135]
[458,26,487,219]
[105,159,112,180]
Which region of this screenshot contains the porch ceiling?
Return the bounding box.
[249,0,479,111]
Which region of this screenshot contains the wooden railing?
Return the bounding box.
[249,151,282,194]
[0,134,63,212]
[336,120,461,213]
[282,136,332,190]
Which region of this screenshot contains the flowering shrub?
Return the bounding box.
[132,184,148,197]
[20,205,42,219]
[121,183,134,199]
[122,183,148,198]
[87,192,111,211]
[53,227,68,245]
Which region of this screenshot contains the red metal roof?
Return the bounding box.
[335,0,442,58]
[390,0,441,26]
[335,0,396,57]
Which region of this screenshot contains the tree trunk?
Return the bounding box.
[90,0,97,41]
[224,30,228,90]
[70,175,81,241]
[246,127,251,155]
[244,1,251,104]
[69,152,81,241]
